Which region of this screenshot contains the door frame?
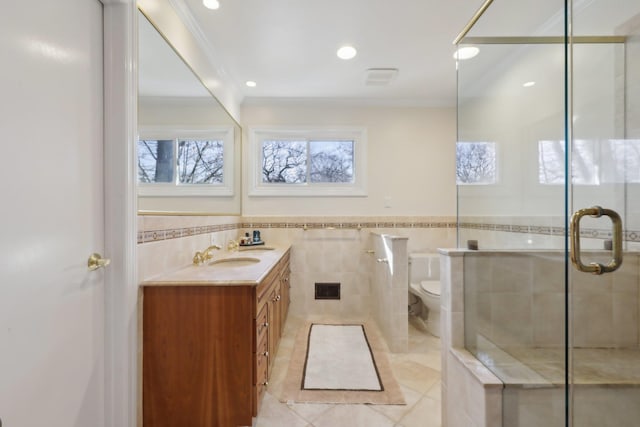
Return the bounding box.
[102,1,138,426]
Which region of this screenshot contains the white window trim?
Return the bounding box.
[248,126,367,197]
[137,125,235,197]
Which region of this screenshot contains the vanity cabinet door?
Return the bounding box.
[267,283,281,373]
[280,259,291,330]
[143,286,254,427]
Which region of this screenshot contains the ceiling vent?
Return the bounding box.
[365,68,398,86]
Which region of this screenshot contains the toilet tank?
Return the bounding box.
[409,253,440,283]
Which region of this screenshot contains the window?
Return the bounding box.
[538,139,640,185]
[456,141,497,184]
[137,126,234,197]
[249,127,366,197]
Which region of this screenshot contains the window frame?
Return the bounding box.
[137,125,235,197]
[248,126,367,197]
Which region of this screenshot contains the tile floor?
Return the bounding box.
[255,315,442,427]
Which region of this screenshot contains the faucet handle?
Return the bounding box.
[227,239,239,251]
[193,251,205,265]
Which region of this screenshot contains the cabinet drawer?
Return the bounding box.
[256,273,277,314]
[253,334,269,416]
[255,333,268,384]
[256,304,268,344]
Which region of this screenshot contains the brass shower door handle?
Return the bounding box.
[570,206,623,275]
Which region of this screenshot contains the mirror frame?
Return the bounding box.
[137,7,242,216]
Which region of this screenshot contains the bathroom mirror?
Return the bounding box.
[137,10,241,215]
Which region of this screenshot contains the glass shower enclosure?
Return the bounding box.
[456,0,640,425]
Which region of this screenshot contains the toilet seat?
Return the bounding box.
[420,280,440,297]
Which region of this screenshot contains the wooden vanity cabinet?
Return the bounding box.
[252,249,289,411]
[142,249,290,427]
[142,286,254,427]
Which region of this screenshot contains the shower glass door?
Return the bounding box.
[457,0,640,425]
[568,0,640,425]
[457,1,569,425]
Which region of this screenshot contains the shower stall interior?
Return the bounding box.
[454,0,640,425]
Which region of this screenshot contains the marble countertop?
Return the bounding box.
[141,244,291,286]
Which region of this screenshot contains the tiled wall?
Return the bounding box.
[137,215,456,330]
[137,215,241,282]
[464,251,640,350]
[370,233,408,352]
[441,249,640,427]
[440,251,503,427]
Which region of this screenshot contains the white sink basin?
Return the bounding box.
[208,257,261,267]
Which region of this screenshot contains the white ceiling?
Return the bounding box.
[139,12,212,97]
[173,0,487,107]
[144,0,640,108]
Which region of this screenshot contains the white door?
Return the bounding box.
[0,0,106,426]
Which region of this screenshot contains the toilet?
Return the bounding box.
[408,253,441,337]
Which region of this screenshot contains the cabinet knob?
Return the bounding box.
[263,351,269,357]
[263,322,269,327]
[283,277,289,282]
[263,381,269,386]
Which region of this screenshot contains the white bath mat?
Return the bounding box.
[303,324,382,391]
[282,321,405,404]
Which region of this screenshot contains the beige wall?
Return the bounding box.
[241,101,457,217]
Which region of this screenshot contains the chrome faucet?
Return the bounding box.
[193,244,221,265]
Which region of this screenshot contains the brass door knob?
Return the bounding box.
[88,253,111,271]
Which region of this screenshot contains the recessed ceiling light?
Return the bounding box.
[203,0,220,10]
[523,81,536,87]
[337,45,357,60]
[453,46,479,60]
[245,80,257,88]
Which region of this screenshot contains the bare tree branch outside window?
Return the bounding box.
[138,139,174,183]
[309,140,354,183]
[261,139,355,184]
[456,142,497,184]
[178,139,224,184]
[137,138,225,185]
[261,140,307,183]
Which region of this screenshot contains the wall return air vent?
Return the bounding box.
[315,283,340,300]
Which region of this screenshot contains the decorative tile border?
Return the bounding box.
[137,217,640,244]
[137,223,238,244]
[137,219,457,244]
[241,221,457,230]
[459,222,640,242]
